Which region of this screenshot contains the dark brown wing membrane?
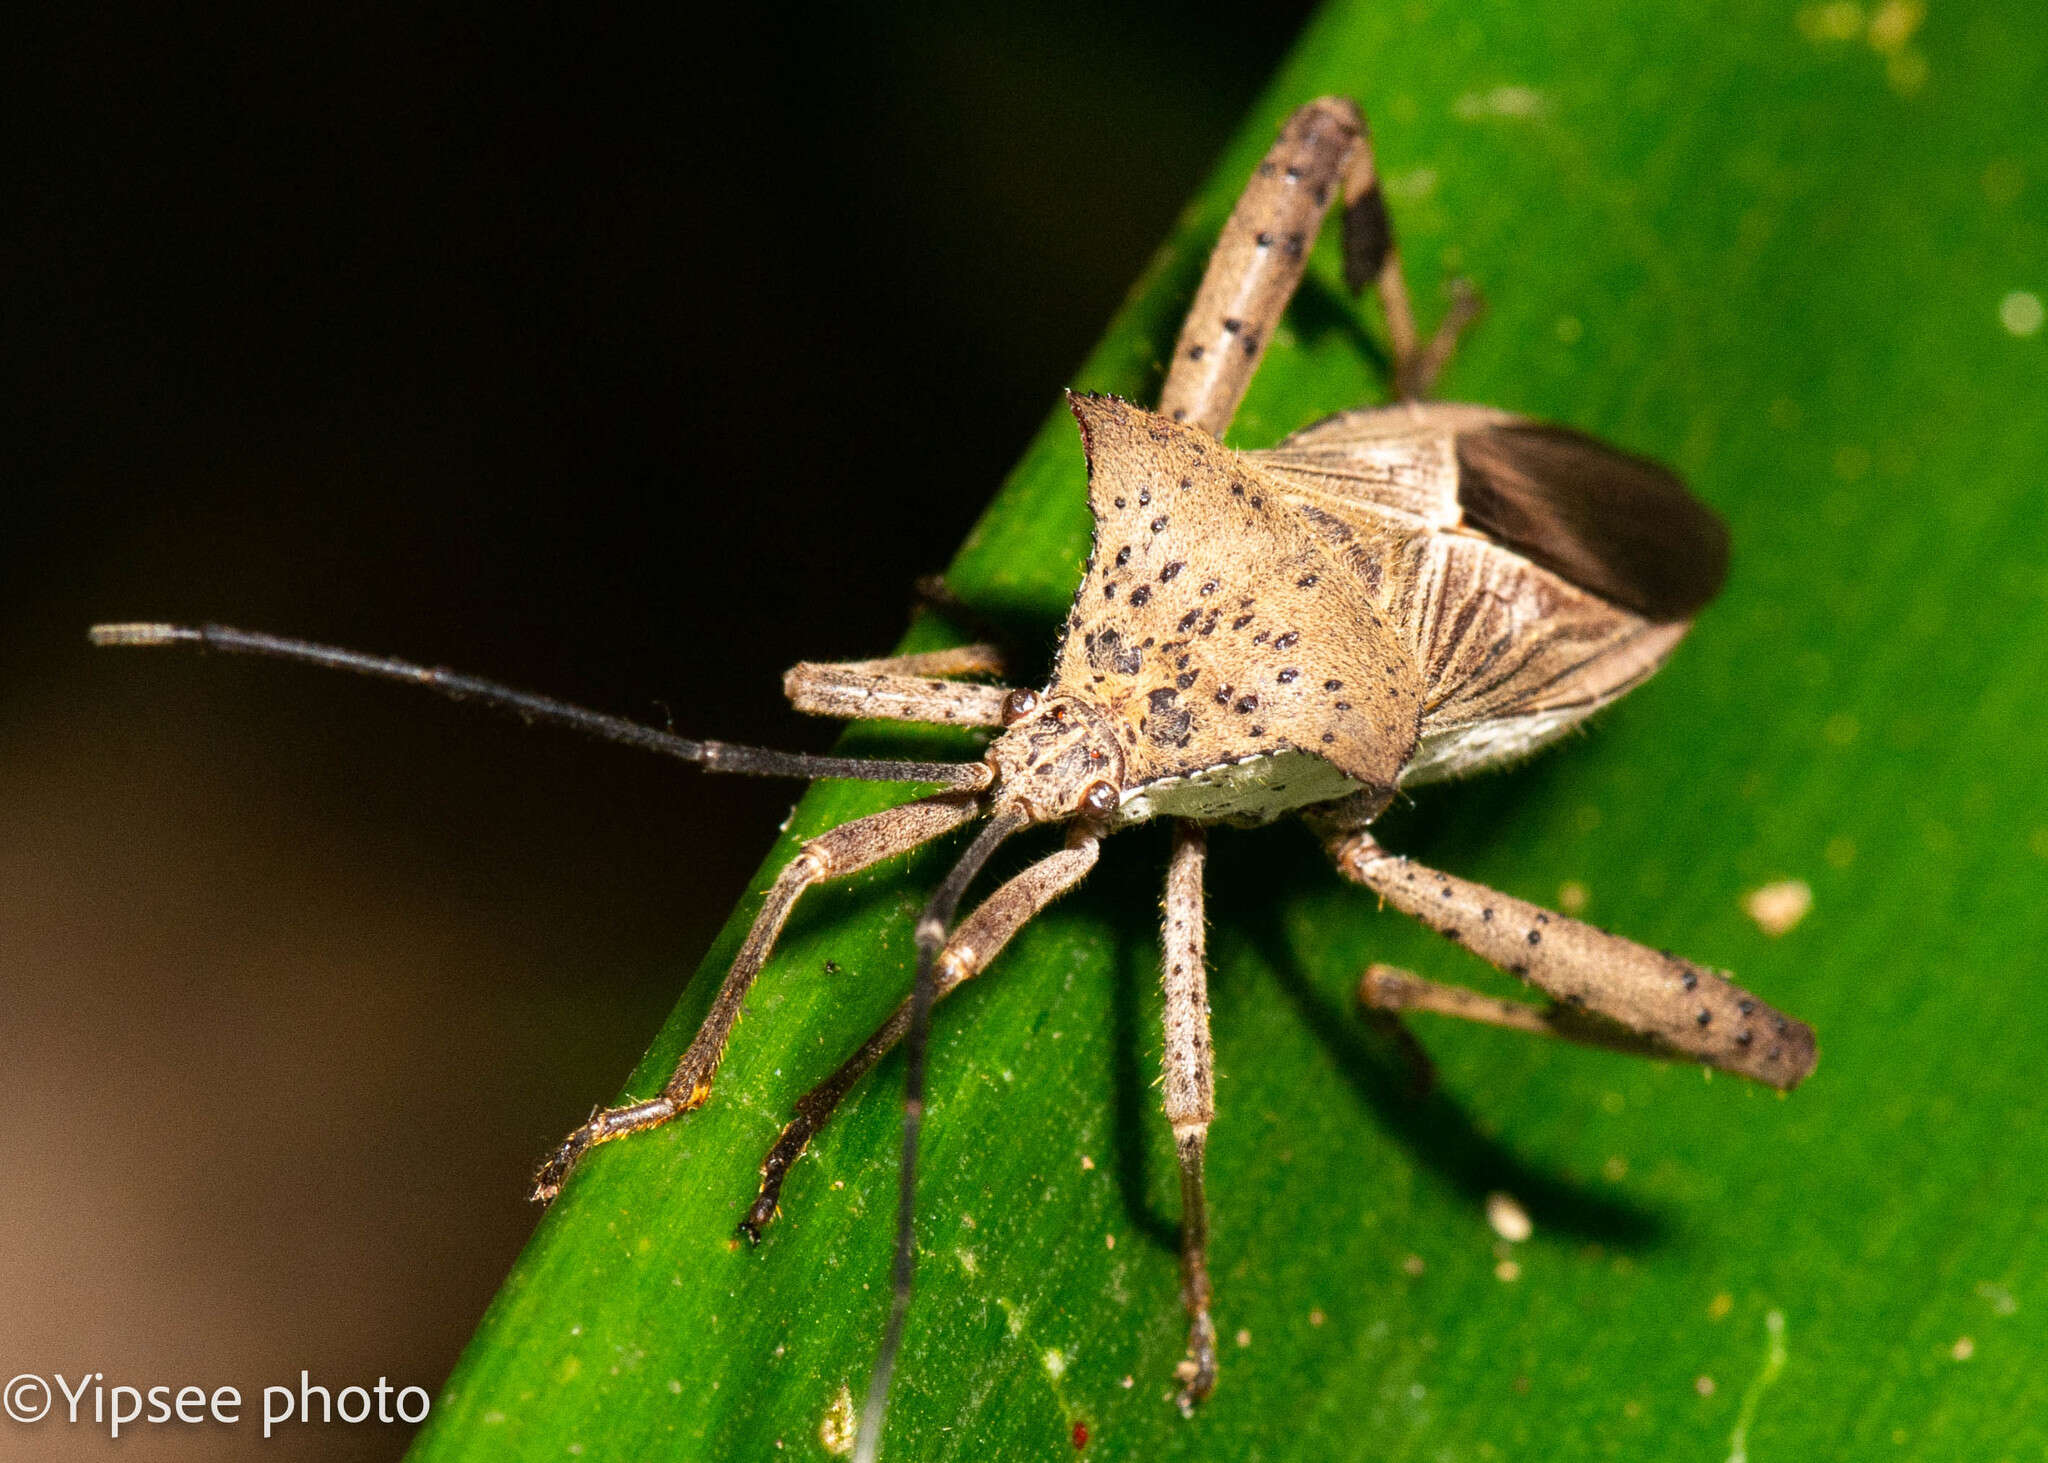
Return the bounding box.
[1455,424,1729,623]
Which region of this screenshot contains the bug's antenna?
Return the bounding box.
[91,623,994,792]
[853,806,1026,1463]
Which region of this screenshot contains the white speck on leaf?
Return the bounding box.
[2000,290,2044,336]
[1486,1191,1533,1242]
[1744,879,1814,936]
[1454,85,1548,120]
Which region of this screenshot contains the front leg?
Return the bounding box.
[532,790,985,1201]
[783,643,1013,726]
[1328,831,1817,1089]
[740,824,1102,1239]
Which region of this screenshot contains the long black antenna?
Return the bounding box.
[91,623,993,791]
[852,807,1025,1463]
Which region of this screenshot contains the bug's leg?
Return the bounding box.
[1159,97,1369,437]
[1337,126,1480,401]
[783,644,1015,726]
[1325,831,1817,1089]
[740,824,1102,1240]
[532,790,986,1201]
[1162,820,1219,1409]
[1361,963,1673,1061]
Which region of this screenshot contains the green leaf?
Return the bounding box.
[410,1,2048,1457]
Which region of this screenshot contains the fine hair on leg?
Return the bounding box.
[783,644,1014,726]
[1161,820,1218,1408]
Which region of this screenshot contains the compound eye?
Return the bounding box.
[1080,779,1119,816]
[1001,688,1040,724]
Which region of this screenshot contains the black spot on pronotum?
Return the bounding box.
[1129,586,1153,608]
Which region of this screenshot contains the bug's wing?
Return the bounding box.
[1249,405,1726,782]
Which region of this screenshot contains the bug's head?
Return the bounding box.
[984,689,1126,824]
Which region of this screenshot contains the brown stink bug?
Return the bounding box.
[94,94,1815,1458]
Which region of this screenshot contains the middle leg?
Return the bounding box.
[1161,819,1220,1408]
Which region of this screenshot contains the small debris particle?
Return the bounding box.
[1709,1292,1735,1320]
[1975,1281,2018,1315]
[1454,84,1548,120]
[1402,1254,1426,1276]
[1309,1308,1327,1328]
[2000,290,2044,337]
[1797,0,1865,42]
[1486,1191,1533,1243]
[1952,1336,1976,1361]
[960,1212,977,1229]
[820,1384,857,1456]
[1119,1375,1134,1390]
[1043,1349,1068,1380]
[1695,1375,1717,1397]
[1867,0,1923,50]
[668,1379,683,1395]
[1602,1155,1630,1182]
[1744,879,1813,937]
[1105,1233,1116,1250]
[1494,1259,1522,1283]
[1080,1154,1095,1171]
[831,1179,845,1190]
[1557,880,1589,915]
[1072,1420,1091,1449]
[1235,1328,1252,1349]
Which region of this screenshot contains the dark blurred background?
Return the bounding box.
[3,5,1315,1458]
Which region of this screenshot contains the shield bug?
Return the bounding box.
[94,95,1815,1457]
